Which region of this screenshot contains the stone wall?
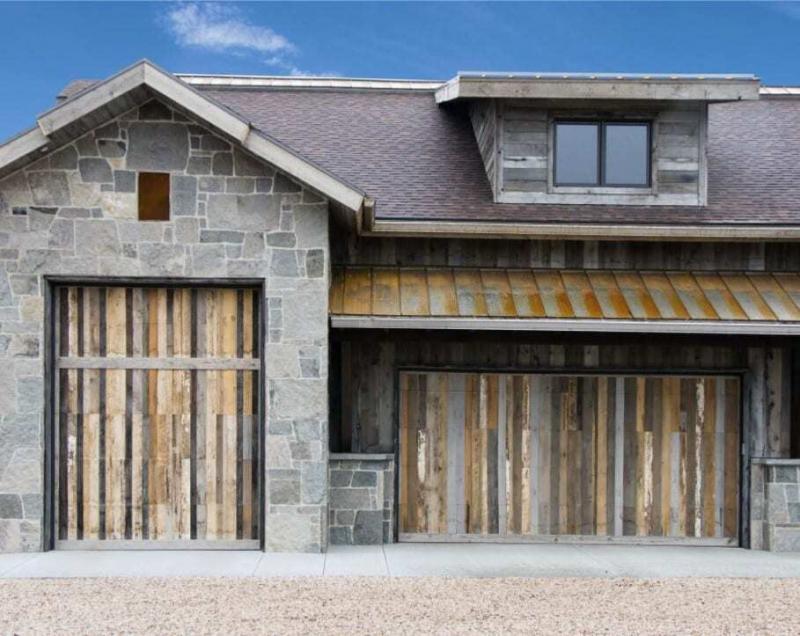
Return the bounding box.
[750,459,800,552]
[329,454,394,545]
[0,98,330,552]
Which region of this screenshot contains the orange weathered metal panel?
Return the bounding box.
[331,267,800,326]
[454,270,488,316]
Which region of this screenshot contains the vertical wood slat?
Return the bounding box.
[399,370,740,543]
[56,286,260,544]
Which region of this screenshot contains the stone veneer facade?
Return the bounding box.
[0,98,330,552]
[750,459,800,552]
[328,454,394,545]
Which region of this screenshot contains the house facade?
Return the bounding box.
[0,61,798,553]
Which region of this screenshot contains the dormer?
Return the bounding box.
[437,72,760,207]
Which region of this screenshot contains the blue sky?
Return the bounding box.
[2,1,800,140]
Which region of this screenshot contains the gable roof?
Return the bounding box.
[194,81,800,239]
[0,60,367,218]
[6,63,800,240]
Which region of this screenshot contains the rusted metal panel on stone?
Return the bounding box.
[331,267,800,325]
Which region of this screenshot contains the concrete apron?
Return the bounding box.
[1,544,800,579]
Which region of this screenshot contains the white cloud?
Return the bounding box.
[163,3,339,76]
[165,3,295,56]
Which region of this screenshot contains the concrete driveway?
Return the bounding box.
[1,543,799,578]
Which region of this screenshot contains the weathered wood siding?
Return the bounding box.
[335,337,792,464]
[56,286,260,544]
[399,371,740,542]
[469,100,499,198]
[332,234,800,273]
[467,98,706,205]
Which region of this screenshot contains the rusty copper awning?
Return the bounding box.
[330,267,800,334]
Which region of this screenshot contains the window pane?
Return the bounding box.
[604,124,649,186]
[555,123,598,185]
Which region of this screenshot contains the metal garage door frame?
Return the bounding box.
[43,276,265,551]
[394,362,748,547]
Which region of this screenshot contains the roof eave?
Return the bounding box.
[365,218,800,242]
[435,75,761,104]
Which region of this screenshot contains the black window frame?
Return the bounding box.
[553,120,652,188]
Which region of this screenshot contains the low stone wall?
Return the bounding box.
[751,458,800,552]
[328,454,394,545]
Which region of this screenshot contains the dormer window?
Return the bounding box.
[553,121,651,188]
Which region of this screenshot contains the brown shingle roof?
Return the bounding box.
[202,87,800,226]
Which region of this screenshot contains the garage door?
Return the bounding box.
[399,371,740,545]
[54,286,260,548]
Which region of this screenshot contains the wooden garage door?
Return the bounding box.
[399,372,740,545]
[55,286,260,548]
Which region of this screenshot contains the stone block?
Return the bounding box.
[268,419,293,436]
[98,140,126,158]
[138,243,185,276]
[28,172,71,205]
[301,464,327,505]
[775,467,799,483]
[353,510,384,545]
[270,250,299,277]
[212,152,233,176]
[0,454,41,493]
[50,146,78,170]
[114,170,136,193]
[242,233,265,258]
[226,178,255,194]
[127,123,189,171]
[330,470,352,487]
[0,494,22,518]
[75,134,98,157]
[266,232,296,247]
[206,194,280,231]
[266,513,322,552]
[293,418,322,441]
[187,156,212,175]
[17,377,44,414]
[200,230,244,244]
[199,176,225,193]
[336,510,355,526]
[329,526,352,545]
[234,150,270,177]
[306,249,324,277]
[771,526,800,552]
[74,220,120,256]
[274,173,301,193]
[352,471,378,488]
[789,503,800,523]
[329,488,373,510]
[9,275,38,296]
[270,379,327,420]
[293,204,328,248]
[269,479,301,505]
[79,158,113,183]
[21,494,42,520]
[200,135,230,152]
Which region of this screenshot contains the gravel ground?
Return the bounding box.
[1,577,798,634]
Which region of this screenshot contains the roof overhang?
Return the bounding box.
[330,266,800,336]
[0,60,367,216]
[363,216,800,242]
[435,72,761,104]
